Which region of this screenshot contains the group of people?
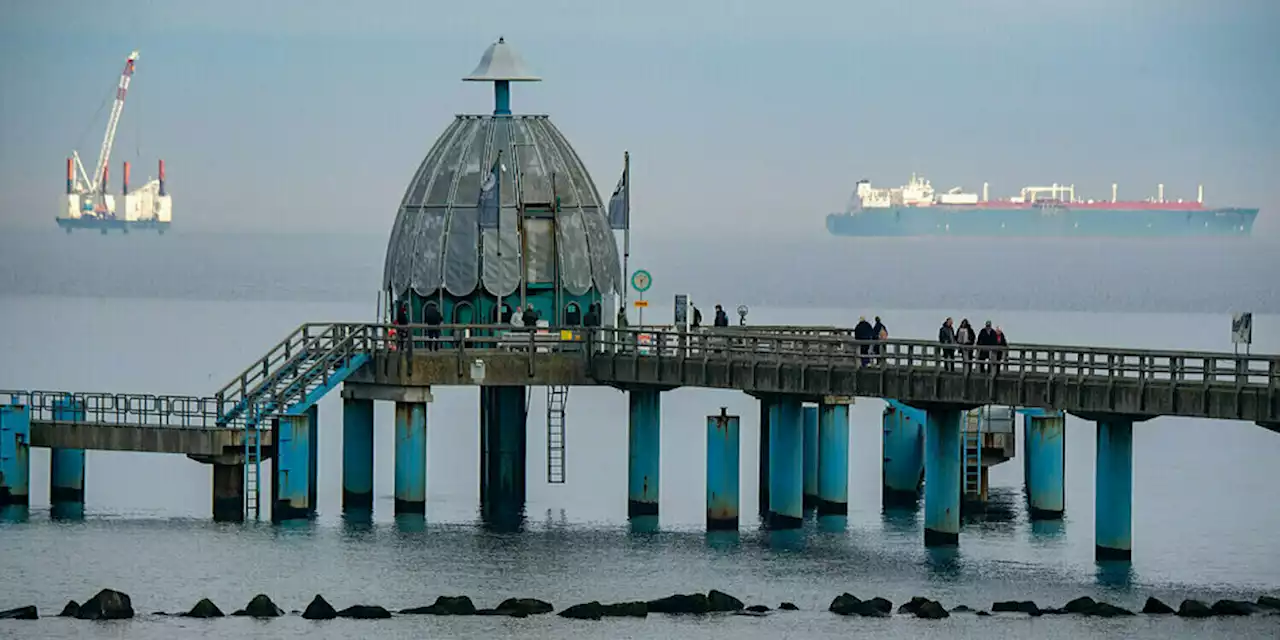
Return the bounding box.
[938,317,1008,372]
[689,304,731,329]
[852,316,889,365]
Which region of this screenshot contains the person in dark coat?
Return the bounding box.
[422,302,443,351]
[853,315,875,365]
[691,304,703,329]
[583,302,600,328]
[976,320,997,372]
[713,304,730,327]
[394,301,411,352]
[938,317,956,371]
[522,305,538,328]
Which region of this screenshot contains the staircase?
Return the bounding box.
[546,385,568,484]
[962,409,984,505]
[214,323,379,518]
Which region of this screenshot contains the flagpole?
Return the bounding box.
[494,151,503,326]
[621,151,630,325]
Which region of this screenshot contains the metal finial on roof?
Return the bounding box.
[463,37,542,82]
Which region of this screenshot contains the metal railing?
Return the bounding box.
[2,390,223,429]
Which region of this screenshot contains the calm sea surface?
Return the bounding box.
[1,230,1278,638]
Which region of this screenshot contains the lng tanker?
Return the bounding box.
[826,174,1257,237]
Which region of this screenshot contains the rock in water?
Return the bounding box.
[400,595,477,615]
[864,597,893,615]
[1084,602,1134,617]
[0,606,37,620]
[745,605,770,613]
[559,602,604,620]
[778,602,799,611]
[76,589,134,620]
[600,601,648,617]
[951,605,975,613]
[707,590,744,612]
[1142,597,1175,614]
[828,593,862,616]
[1257,596,1280,610]
[182,598,225,618]
[915,601,949,619]
[1177,600,1213,618]
[648,594,711,614]
[1210,600,1257,616]
[992,600,1041,616]
[898,596,932,615]
[233,594,284,618]
[337,605,392,619]
[302,595,337,620]
[494,598,554,616]
[57,601,80,617]
[1062,596,1097,614]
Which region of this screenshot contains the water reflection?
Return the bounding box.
[628,515,659,535]
[817,514,848,533]
[881,506,918,537]
[481,505,526,533]
[924,546,963,579]
[50,502,84,521]
[1095,560,1136,588]
[765,528,805,552]
[705,530,740,551]
[0,505,29,523]
[393,513,425,533]
[340,508,374,535]
[1029,518,1066,539]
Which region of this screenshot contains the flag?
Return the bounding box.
[607,166,628,230]
[478,154,503,229]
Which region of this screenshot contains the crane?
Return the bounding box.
[72,50,138,199]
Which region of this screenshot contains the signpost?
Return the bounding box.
[631,269,652,327]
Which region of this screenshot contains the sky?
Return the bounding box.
[0,0,1278,239]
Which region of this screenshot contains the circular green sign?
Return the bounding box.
[631,270,652,293]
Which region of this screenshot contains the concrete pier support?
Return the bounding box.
[923,408,962,546]
[1025,411,1066,520]
[706,409,740,530]
[212,462,245,522]
[0,405,31,506]
[273,414,314,522]
[394,401,428,514]
[802,405,819,510]
[1095,419,1133,561]
[767,396,804,529]
[757,400,770,515]
[628,387,661,517]
[50,397,86,508]
[882,401,925,506]
[306,405,319,515]
[342,398,375,510]
[817,398,851,515]
[480,386,527,513]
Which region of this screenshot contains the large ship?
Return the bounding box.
[826,174,1257,237]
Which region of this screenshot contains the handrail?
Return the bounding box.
[3,389,224,429]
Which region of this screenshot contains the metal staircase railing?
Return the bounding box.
[546,385,568,484]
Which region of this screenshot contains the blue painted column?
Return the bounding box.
[706,409,740,530]
[757,399,771,515]
[802,405,819,510]
[628,388,661,517]
[342,398,375,510]
[923,408,963,546]
[817,399,851,515]
[767,397,804,529]
[272,414,313,522]
[882,400,925,506]
[480,386,527,513]
[394,401,428,514]
[1095,419,1133,561]
[51,397,86,509]
[306,405,319,516]
[494,80,511,115]
[1026,411,1066,520]
[0,405,31,506]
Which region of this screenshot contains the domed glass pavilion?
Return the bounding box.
[382,37,622,326]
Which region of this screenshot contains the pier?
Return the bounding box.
[2,322,1277,561]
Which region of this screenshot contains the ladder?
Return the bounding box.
[962,409,984,503]
[546,385,569,483]
[243,413,262,519]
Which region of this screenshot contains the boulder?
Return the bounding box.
[707,590,744,612]
[76,589,134,620]
[864,597,893,615]
[915,601,949,619]
[57,601,80,617]
[1142,597,1175,614]
[302,595,338,620]
[494,598,554,617]
[992,600,1041,616]
[232,594,283,618]
[1063,596,1097,614]
[950,605,975,613]
[1084,602,1134,617]
[336,605,392,619]
[0,606,37,620]
[745,605,770,613]
[829,593,862,616]
[1210,600,1257,616]
[975,610,991,617]
[898,596,932,615]
[601,601,648,617]
[559,602,604,620]
[648,593,710,615]
[1257,596,1280,610]
[734,610,768,618]
[400,595,477,616]
[1177,599,1213,618]
[182,598,225,618]
[778,602,799,611]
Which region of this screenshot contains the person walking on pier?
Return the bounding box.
[993,326,1009,372]
[691,304,703,330]
[872,316,888,361]
[976,320,998,372]
[939,317,956,371]
[394,301,411,353]
[521,304,539,329]
[423,302,444,351]
[854,316,875,366]
[956,318,976,371]
[713,304,730,328]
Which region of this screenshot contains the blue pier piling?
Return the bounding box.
[882,400,925,507]
[817,399,851,515]
[923,408,962,546]
[342,398,375,510]
[757,400,771,515]
[802,405,819,510]
[706,409,740,530]
[306,405,319,516]
[0,405,31,506]
[273,414,314,522]
[50,397,86,507]
[1095,419,1134,561]
[394,401,428,515]
[480,386,527,514]
[1026,411,1066,520]
[767,397,804,529]
[628,388,661,517]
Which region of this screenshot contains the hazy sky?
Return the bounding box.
[1,0,1277,239]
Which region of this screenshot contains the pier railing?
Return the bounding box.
[2,390,224,429]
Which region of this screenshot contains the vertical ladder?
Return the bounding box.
[243,412,262,520]
[546,385,568,484]
[962,408,983,503]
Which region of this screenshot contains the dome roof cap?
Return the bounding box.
[462,37,542,82]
